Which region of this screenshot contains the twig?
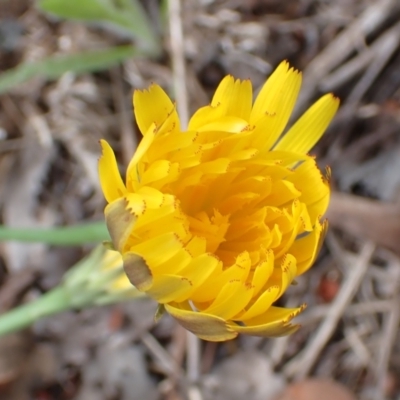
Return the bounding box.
[186,331,201,384]
[374,259,400,400]
[294,0,396,116]
[270,336,290,367]
[186,330,203,400]
[297,299,394,326]
[344,327,371,367]
[321,21,400,93]
[346,21,400,106]
[284,241,376,379]
[168,0,189,129]
[141,332,184,379]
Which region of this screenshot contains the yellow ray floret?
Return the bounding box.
[98,60,339,341]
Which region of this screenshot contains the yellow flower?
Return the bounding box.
[99,61,339,341]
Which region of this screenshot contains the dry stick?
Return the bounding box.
[141,332,184,379]
[320,49,375,93]
[297,299,393,327]
[270,336,290,367]
[294,0,396,116]
[346,21,400,106]
[344,327,371,366]
[375,298,400,399]
[374,260,400,400]
[283,241,376,379]
[321,21,400,92]
[186,331,201,384]
[168,1,202,399]
[168,0,189,129]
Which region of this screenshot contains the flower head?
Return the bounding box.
[99,61,339,341]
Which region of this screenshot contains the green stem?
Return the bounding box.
[0,287,72,336]
[0,221,109,245]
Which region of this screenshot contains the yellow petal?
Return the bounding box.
[152,247,192,276]
[133,84,179,135]
[165,303,237,342]
[125,193,146,215]
[230,305,305,337]
[98,140,126,203]
[190,252,250,303]
[229,148,259,161]
[203,280,254,320]
[141,160,180,186]
[212,76,252,120]
[180,253,220,284]
[268,253,297,297]
[251,249,274,296]
[147,275,192,303]
[133,197,178,234]
[250,61,302,149]
[290,219,327,275]
[126,110,183,190]
[136,186,166,208]
[186,236,207,257]
[273,201,308,259]
[240,285,280,321]
[199,158,231,174]
[274,93,339,154]
[128,124,156,168]
[172,253,221,303]
[188,77,252,130]
[195,116,249,133]
[132,232,186,269]
[288,159,330,222]
[266,180,302,207]
[146,131,199,160]
[105,198,136,253]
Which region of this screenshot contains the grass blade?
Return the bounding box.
[0,45,137,94]
[37,0,161,56]
[0,221,109,245]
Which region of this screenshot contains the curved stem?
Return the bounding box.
[0,286,71,336]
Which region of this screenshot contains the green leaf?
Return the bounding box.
[0,45,136,94]
[38,0,120,21]
[37,0,161,56]
[0,221,110,245]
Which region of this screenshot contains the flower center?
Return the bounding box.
[187,210,230,254]
[177,161,310,268]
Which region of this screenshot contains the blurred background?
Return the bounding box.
[1,0,400,399]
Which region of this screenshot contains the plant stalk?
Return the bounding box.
[0,286,72,336]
